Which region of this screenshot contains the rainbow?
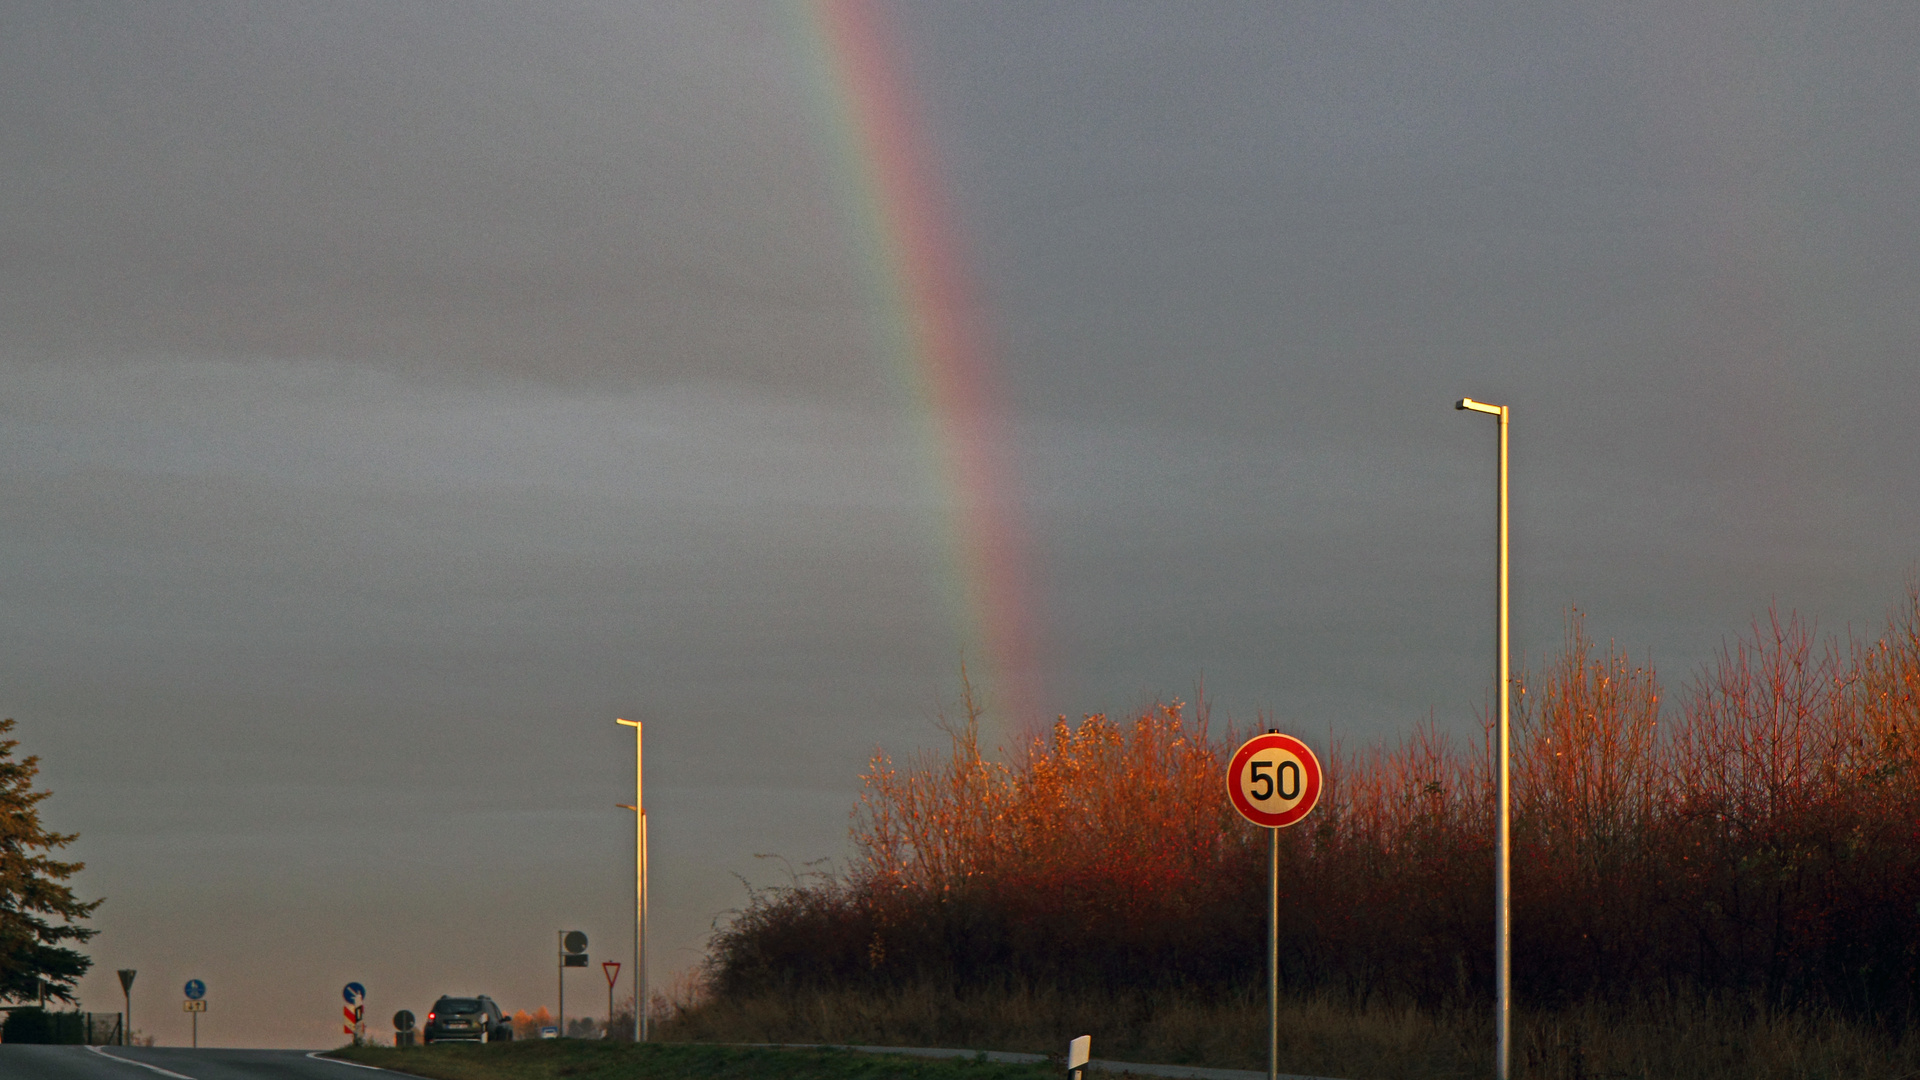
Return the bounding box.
[791,0,1039,742]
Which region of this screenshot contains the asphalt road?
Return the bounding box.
[0,1046,387,1080]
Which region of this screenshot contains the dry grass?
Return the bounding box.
[659,984,1920,1080]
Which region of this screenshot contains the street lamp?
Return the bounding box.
[1455,396,1511,1080]
[614,718,648,1042]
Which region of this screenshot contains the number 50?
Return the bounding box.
[1249,759,1301,801]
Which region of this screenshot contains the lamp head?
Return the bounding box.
[616,718,640,728]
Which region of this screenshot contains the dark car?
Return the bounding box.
[423,995,513,1044]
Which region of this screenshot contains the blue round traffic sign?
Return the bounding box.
[343,982,366,1005]
[184,979,206,1001]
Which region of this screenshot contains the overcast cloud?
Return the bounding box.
[3,1,1916,1047]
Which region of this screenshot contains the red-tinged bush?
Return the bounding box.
[1507,617,1663,1004]
[707,586,1920,1020]
[1655,597,1920,1014]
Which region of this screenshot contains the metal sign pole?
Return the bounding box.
[1268,824,1279,1080]
[602,960,622,1037]
[557,930,565,1038]
[118,970,135,1047]
[640,807,649,1041]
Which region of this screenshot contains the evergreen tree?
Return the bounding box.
[0,718,100,1004]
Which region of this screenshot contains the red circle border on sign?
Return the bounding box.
[1226,732,1323,828]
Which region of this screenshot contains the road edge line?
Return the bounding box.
[84,1046,198,1080]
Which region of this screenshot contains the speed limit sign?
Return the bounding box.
[1227,731,1322,828]
[1231,729,1323,1080]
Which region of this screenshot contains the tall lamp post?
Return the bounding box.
[615,718,648,1042]
[1456,396,1511,1080]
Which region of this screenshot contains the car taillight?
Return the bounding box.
[428,1012,435,1020]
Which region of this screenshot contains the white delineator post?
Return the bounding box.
[1456,396,1511,1080]
[1067,1034,1090,1080]
[616,717,648,1041]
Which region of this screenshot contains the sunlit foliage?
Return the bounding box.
[710,585,1920,1020]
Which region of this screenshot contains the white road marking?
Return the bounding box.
[84,1046,198,1080]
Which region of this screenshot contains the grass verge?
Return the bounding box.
[328,1041,1063,1080]
[329,991,1920,1080]
[655,986,1920,1080]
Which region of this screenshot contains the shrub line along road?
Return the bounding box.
[0,1043,1345,1080]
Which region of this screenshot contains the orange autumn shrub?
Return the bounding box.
[708,585,1920,1019]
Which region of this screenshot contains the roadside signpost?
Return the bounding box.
[1227,731,1323,1080]
[183,980,207,1048]
[393,1009,416,1048]
[343,983,367,1044]
[558,931,588,1037]
[602,961,621,1036]
[117,970,135,1047]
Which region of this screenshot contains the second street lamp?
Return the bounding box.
[615,717,648,1042]
[1456,396,1512,1080]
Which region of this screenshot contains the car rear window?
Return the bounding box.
[436,998,483,1012]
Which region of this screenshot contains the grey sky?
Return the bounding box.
[3,0,1916,1047]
